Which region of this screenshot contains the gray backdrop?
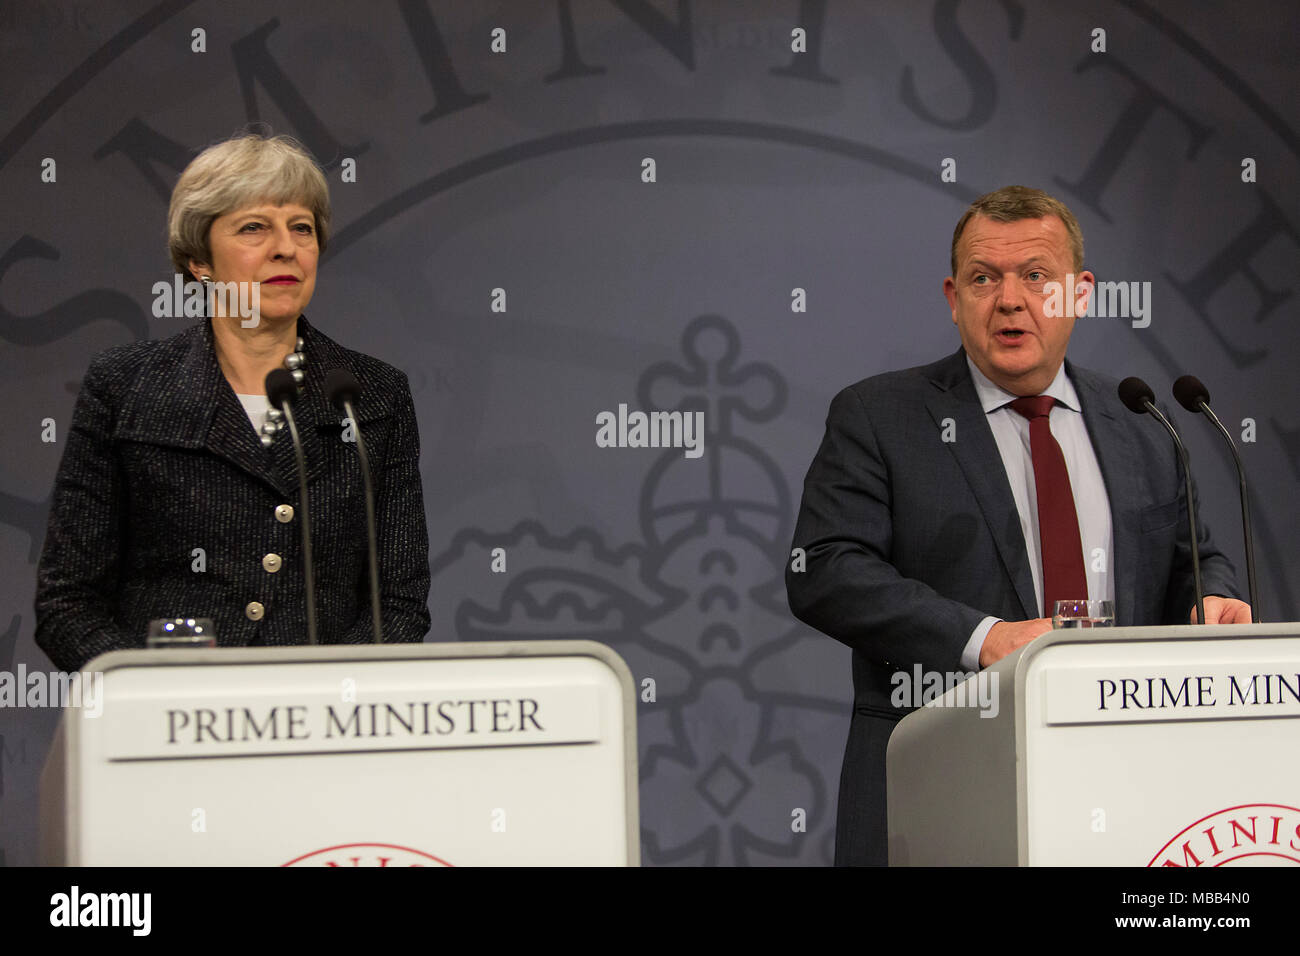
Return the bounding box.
[1,0,1296,866]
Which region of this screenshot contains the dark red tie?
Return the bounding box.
[1010,396,1088,614]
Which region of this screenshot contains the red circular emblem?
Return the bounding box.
[1149,804,1300,867]
[282,843,454,867]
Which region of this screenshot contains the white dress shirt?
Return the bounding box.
[960,357,1114,671]
[235,392,271,433]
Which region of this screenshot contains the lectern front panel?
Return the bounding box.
[1023,632,1300,866]
[45,642,638,866]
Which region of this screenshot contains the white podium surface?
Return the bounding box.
[887,623,1300,866]
[41,640,639,866]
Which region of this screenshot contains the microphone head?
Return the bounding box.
[1118,376,1156,414]
[323,368,361,411]
[1173,374,1210,412]
[265,368,299,410]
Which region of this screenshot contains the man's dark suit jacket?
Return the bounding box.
[786,347,1240,866]
[35,315,432,673]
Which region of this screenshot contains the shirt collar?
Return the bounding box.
[965,354,1081,414]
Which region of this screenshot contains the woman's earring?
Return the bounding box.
[200,274,212,318]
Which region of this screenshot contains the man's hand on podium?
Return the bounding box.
[979,618,1053,669]
[1190,595,1252,625]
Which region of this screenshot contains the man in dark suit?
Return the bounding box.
[786,185,1250,867]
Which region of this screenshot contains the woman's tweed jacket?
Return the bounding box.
[34,315,432,672]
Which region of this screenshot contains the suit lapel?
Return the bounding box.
[925,350,1038,620]
[1068,363,1141,627]
[267,314,367,496]
[121,317,290,497]
[126,316,349,499]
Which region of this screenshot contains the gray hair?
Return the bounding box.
[168,133,330,277]
[951,185,1084,275]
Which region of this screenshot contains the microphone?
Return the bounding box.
[1117,377,1205,626]
[324,369,382,644]
[1173,375,1261,621]
[266,368,318,645]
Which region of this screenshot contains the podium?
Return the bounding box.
[887,623,1300,866]
[41,640,639,866]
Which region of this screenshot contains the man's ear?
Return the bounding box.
[1074,270,1095,317]
[942,276,958,321]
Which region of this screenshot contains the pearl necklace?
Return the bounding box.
[259,335,306,448]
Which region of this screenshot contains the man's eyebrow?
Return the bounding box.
[965,255,1054,272]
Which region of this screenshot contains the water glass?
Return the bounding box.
[1052,600,1114,629]
[147,617,217,649]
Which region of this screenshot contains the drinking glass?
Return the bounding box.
[1052,600,1114,629]
[146,617,217,649]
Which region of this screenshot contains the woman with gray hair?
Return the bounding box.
[34,132,431,672]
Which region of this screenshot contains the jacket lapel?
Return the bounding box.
[925,350,1038,620]
[266,314,383,495]
[267,316,333,496]
[113,317,284,495]
[203,333,288,496]
[118,316,351,499]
